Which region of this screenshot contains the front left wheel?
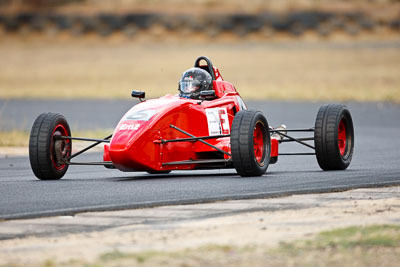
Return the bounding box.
[29,113,71,180]
[314,104,354,170]
[231,110,271,177]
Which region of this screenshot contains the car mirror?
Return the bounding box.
[131,90,145,100]
[199,90,216,100]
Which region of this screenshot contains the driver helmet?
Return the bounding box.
[178,67,213,99]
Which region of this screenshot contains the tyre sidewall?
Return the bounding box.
[231,110,271,176]
[29,113,71,180]
[314,104,354,170]
[337,108,354,165]
[248,112,270,171]
[47,116,71,178]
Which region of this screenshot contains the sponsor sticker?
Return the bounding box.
[205,108,230,136]
[119,123,141,131]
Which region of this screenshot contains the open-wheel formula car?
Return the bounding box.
[29,56,354,180]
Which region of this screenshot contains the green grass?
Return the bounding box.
[314,224,400,248]
[269,225,400,267]
[99,250,134,262]
[3,224,400,267]
[74,225,400,267]
[278,224,400,254]
[99,250,174,265]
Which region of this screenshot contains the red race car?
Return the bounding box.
[29,56,354,180]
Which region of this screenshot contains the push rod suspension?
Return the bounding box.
[68,161,114,166]
[68,134,113,160]
[280,137,314,143]
[270,128,314,132]
[169,125,231,157]
[58,136,110,143]
[162,134,230,143]
[278,132,315,150]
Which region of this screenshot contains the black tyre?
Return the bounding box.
[123,22,139,37]
[231,110,271,177]
[67,16,90,36]
[205,23,221,38]
[233,24,249,37]
[290,21,306,36]
[343,17,361,36]
[316,20,333,36]
[29,113,72,180]
[314,104,354,170]
[204,17,223,38]
[260,24,275,38]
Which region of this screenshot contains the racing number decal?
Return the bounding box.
[219,109,230,135]
[205,108,230,136]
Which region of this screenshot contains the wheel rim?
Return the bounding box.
[338,119,347,156]
[253,122,265,164]
[51,124,70,170]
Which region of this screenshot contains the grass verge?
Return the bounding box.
[44,224,399,267]
[1,40,399,103]
[291,224,400,249]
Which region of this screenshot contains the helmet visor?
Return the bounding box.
[180,81,201,94]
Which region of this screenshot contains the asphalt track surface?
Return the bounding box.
[1,100,400,220]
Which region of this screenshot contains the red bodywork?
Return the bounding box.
[103,66,278,172]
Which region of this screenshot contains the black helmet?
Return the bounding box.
[178,67,213,99]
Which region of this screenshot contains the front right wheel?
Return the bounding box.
[29,112,71,180]
[230,110,271,177]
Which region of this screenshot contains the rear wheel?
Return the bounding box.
[29,113,71,180]
[314,104,354,170]
[231,110,270,177]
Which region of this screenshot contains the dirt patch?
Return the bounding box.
[0,187,399,266]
